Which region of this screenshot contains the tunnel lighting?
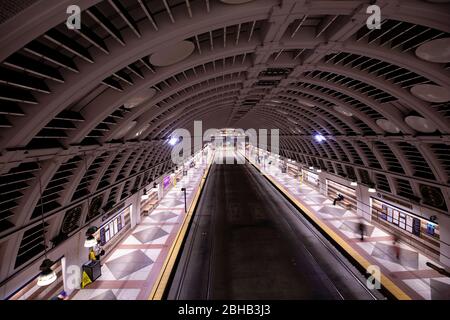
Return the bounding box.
[141,189,149,200]
[37,259,57,287]
[168,137,178,146]
[350,181,358,187]
[84,235,98,248]
[314,133,326,143]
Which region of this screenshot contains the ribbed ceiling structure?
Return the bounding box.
[0,0,449,280]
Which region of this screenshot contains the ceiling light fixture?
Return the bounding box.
[350,181,358,187]
[314,133,326,143]
[168,137,178,146]
[84,235,98,248]
[141,189,149,200]
[368,186,377,193]
[37,259,57,287]
[84,226,98,248]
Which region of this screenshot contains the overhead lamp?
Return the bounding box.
[84,225,98,248]
[368,186,377,193]
[37,259,57,287]
[317,169,322,173]
[350,181,358,187]
[84,235,98,248]
[141,189,149,200]
[168,137,178,146]
[309,166,314,170]
[314,133,326,143]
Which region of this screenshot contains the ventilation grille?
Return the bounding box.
[32,156,81,220]
[0,161,38,232]
[60,205,82,236]
[72,152,109,201]
[420,184,447,211]
[15,222,48,269]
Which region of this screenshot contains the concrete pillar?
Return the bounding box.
[61,232,85,296]
[318,172,327,195]
[357,185,372,222]
[130,193,141,228]
[439,214,450,270]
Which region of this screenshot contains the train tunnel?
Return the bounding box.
[0,0,449,303]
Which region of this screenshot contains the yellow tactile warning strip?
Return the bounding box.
[148,154,214,300]
[243,152,412,300]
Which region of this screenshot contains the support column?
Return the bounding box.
[439,214,450,270]
[357,185,372,222]
[62,233,85,296]
[130,193,141,228]
[318,172,327,196]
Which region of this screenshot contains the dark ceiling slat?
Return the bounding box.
[0,116,13,128]
[45,119,77,130]
[108,0,141,38]
[24,41,79,73]
[87,7,125,46]
[0,85,38,104]
[4,53,64,83]
[44,29,94,63]
[140,57,155,73]
[114,70,134,85]
[0,66,51,93]
[127,65,144,79]
[0,101,25,116]
[55,110,85,122]
[137,0,158,30]
[102,77,123,91]
[75,24,110,55]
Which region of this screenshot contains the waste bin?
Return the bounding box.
[83,260,101,282]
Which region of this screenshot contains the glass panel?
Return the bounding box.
[406,215,413,233]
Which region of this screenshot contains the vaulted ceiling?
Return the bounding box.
[0,0,449,280]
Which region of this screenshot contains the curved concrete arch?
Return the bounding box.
[116,79,245,141]
[277,88,383,134]
[0,4,271,149]
[286,77,413,134]
[313,63,450,133]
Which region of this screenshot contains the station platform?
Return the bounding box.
[245,152,450,300]
[70,160,210,300]
[69,148,449,300]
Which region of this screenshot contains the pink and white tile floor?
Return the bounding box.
[247,152,450,300]
[71,162,208,300]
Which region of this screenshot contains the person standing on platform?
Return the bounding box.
[393,234,401,260]
[358,219,366,241]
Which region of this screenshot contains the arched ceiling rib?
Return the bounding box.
[0,0,449,282]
